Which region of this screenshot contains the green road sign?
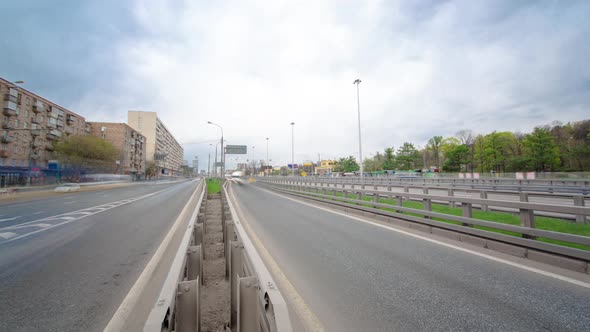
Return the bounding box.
[225,145,247,154]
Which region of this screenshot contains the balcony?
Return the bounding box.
[45,143,54,151]
[33,141,43,148]
[31,116,41,124]
[46,122,56,129]
[1,135,15,143]
[0,150,10,158]
[32,101,44,113]
[3,94,17,103]
[1,121,15,129]
[46,133,57,140]
[31,153,40,159]
[30,129,41,137]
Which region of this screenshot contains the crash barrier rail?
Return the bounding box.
[275,176,590,193]
[257,180,590,263]
[222,181,293,332]
[144,179,206,332]
[269,178,589,223]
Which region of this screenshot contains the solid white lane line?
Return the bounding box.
[0,232,17,239]
[0,216,22,223]
[263,188,590,289]
[63,200,78,205]
[32,211,44,215]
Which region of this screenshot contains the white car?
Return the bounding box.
[54,183,81,193]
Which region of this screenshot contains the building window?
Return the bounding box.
[23,122,27,129]
[25,110,29,117]
[101,133,106,139]
[12,159,16,166]
[0,158,3,166]
[13,145,18,153]
[26,97,30,106]
[15,120,18,128]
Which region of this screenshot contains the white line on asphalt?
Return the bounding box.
[0,216,22,223]
[63,200,78,205]
[32,211,44,215]
[263,188,590,290]
[0,232,17,239]
[0,185,180,243]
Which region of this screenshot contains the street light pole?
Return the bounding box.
[290,122,295,176]
[208,143,212,176]
[353,79,363,182]
[266,137,269,176]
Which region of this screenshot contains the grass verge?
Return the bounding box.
[207,178,222,195]
[318,190,590,251]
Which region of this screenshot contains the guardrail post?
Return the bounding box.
[479,191,489,212]
[519,192,536,239]
[573,195,587,224]
[194,224,203,246]
[356,191,362,205]
[187,245,203,285]
[461,202,472,226]
[225,223,235,278]
[387,185,392,192]
[230,241,244,328]
[176,278,200,332]
[351,183,355,189]
[447,188,455,208]
[373,193,379,208]
[238,276,259,332]
[403,186,409,202]
[423,188,432,219]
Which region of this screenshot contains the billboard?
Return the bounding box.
[225,145,247,154]
[288,164,299,169]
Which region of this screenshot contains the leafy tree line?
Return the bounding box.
[356,120,590,173]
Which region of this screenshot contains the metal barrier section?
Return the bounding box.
[144,179,206,332]
[257,179,590,266]
[222,181,293,332]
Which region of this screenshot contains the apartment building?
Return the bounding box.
[88,122,146,178]
[314,160,336,175]
[127,111,183,176]
[1,78,88,185]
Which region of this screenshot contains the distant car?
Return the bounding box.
[54,183,81,193]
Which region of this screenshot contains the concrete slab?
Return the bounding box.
[526,250,588,274]
[486,240,527,258]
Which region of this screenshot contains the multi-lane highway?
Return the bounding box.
[231,183,590,331]
[0,180,199,331]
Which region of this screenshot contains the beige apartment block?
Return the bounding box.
[1,77,89,170]
[127,111,183,176]
[88,122,146,177]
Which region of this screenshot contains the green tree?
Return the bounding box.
[443,144,469,172]
[426,136,443,167]
[145,161,159,179]
[333,156,360,173]
[382,147,396,170]
[53,135,119,182]
[396,142,421,170]
[523,127,560,171]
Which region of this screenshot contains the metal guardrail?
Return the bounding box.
[275,176,590,193]
[272,176,590,195]
[258,179,590,262]
[272,178,589,223]
[144,179,206,332]
[223,181,293,332]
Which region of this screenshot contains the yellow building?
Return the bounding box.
[314,160,336,175]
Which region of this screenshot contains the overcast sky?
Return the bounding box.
[1,0,589,170]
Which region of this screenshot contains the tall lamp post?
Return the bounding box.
[208,143,212,176]
[353,79,363,182]
[265,137,269,176]
[207,121,224,176]
[290,122,295,176]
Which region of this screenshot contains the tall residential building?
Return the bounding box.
[192,157,199,174]
[1,77,89,184]
[127,111,183,176]
[87,122,146,178]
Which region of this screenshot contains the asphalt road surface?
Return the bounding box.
[232,183,590,331]
[0,179,199,331]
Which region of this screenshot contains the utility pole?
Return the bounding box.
[208,144,212,176]
[290,122,295,176]
[266,137,269,176]
[353,79,363,182]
